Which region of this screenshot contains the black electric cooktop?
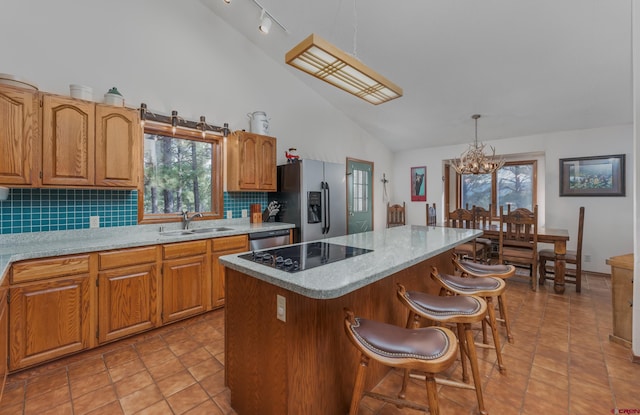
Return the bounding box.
[238,242,373,273]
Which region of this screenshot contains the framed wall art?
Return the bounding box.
[411,166,426,201]
[559,154,625,197]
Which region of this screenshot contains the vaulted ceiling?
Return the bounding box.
[201,0,632,152]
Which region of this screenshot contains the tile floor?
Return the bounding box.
[0,272,638,414]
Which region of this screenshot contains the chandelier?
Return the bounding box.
[451,114,504,175]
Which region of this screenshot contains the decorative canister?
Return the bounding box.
[103,87,124,106]
[247,111,270,135]
[70,84,92,100]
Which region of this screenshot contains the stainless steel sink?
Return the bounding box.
[190,227,234,233]
[159,229,195,236]
[160,227,234,236]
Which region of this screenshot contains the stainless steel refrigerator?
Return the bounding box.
[269,159,347,242]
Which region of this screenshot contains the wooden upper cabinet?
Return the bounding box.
[0,85,37,185]
[95,105,141,187]
[227,131,276,191]
[41,94,95,186]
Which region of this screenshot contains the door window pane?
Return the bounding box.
[352,168,369,213]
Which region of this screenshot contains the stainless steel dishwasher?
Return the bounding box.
[248,229,291,250]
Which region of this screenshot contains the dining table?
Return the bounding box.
[460,224,571,294]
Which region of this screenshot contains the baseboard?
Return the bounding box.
[583,270,610,278]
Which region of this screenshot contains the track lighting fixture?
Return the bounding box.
[258,10,272,34]
[139,102,147,127]
[252,0,287,33]
[197,116,208,138]
[139,103,229,138]
[171,110,178,135]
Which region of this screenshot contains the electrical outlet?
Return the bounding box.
[241,209,248,218]
[276,295,286,322]
[89,216,100,228]
[227,210,233,219]
[584,254,591,263]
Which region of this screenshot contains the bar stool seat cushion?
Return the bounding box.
[405,291,484,318]
[438,273,502,293]
[351,318,451,361]
[456,260,516,278]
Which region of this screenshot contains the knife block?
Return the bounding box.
[250,204,262,223]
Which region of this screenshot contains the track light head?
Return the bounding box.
[259,10,271,34]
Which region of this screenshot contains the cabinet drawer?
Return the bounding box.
[212,235,248,252]
[163,240,208,259]
[11,255,90,284]
[99,246,157,270]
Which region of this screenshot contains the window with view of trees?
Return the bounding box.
[140,124,223,222]
[459,161,536,216]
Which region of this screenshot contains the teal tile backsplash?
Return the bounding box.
[0,189,272,235]
[223,192,269,219]
[0,188,138,234]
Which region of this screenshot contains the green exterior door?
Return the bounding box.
[347,158,373,234]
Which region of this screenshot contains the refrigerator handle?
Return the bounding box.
[321,181,327,234]
[325,181,331,234]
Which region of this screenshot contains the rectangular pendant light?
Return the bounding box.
[285,34,403,105]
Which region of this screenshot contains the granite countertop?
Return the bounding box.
[219,225,482,299]
[0,219,295,282]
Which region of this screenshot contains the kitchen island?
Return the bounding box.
[220,225,481,415]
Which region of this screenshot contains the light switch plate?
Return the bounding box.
[89,216,100,228]
[241,209,248,218]
[276,295,286,322]
[227,210,233,219]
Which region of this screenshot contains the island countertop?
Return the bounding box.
[220,225,481,299]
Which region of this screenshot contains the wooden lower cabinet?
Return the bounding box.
[9,275,91,371]
[162,241,209,323]
[97,246,159,344]
[211,235,248,308]
[0,276,8,401]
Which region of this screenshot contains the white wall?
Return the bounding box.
[393,124,633,274]
[0,0,393,230]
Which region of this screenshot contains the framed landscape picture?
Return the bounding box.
[559,154,625,196]
[411,166,426,201]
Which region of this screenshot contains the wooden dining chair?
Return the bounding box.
[447,208,485,261]
[471,205,493,262]
[387,202,406,227]
[538,206,585,292]
[498,205,538,290]
[426,203,437,226]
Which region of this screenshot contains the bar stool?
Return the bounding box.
[396,284,489,415]
[343,309,458,415]
[453,258,516,344]
[430,266,507,374]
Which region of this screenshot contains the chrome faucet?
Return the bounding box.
[181,211,203,229]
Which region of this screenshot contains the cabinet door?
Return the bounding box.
[42,95,95,186]
[98,263,158,344]
[162,255,208,323]
[258,136,276,190]
[238,133,259,190]
[9,275,91,371]
[0,86,36,185]
[211,235,248,308]
[95,105,141,187]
